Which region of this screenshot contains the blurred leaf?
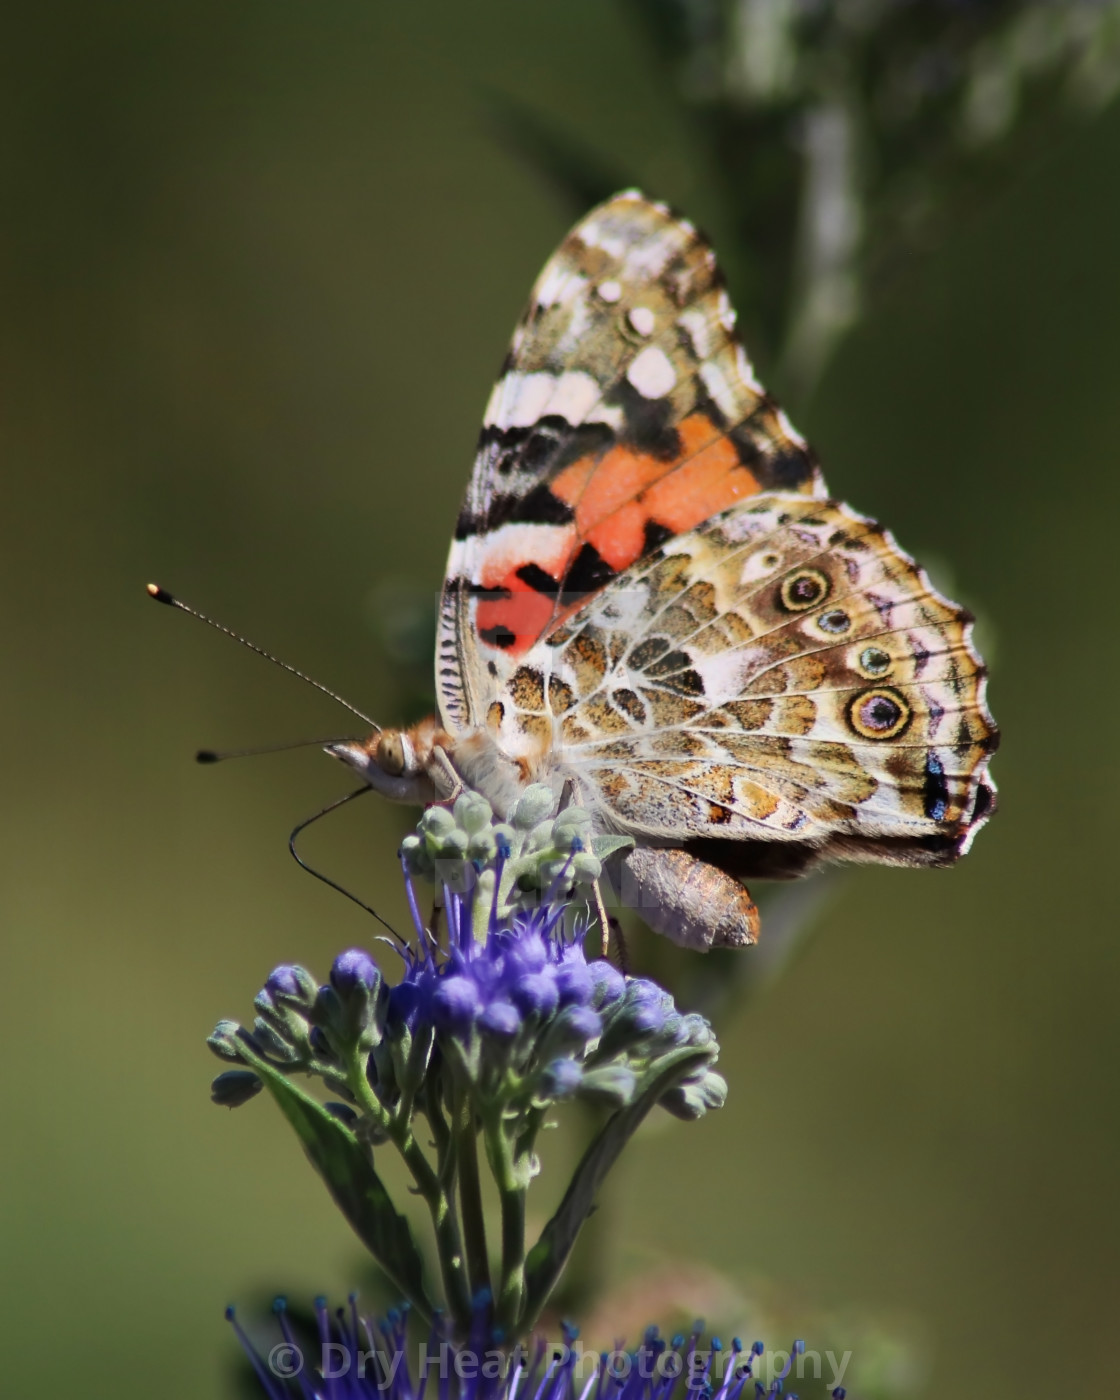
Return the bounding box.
[482,89,635,218]
[522,1043,711,1329]
[245,1051,434,1323]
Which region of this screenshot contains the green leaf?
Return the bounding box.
[521,1044,713,1332]
[237,1047,434,1322]
[589,834,635,862]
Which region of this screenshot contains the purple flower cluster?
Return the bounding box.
[393,894,618,1041]
[228,1296,846,1400]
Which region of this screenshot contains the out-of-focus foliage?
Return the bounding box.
[497,0,1120,396]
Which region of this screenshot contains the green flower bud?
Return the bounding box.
[433,827,469,858]
[454,790,493,834]
[578,1063,637,1107]
[420,806,456,839]
[467,828,498,863]
[571,851,602,882]
[492,822,517,855]
[207,1020,246,1063]
[511,783,557,830]
[524,818,557,853]
[660,1069,728,1120]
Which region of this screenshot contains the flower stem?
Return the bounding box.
[451,1074,491,1300]
[484,1110,527,1334]
[346,1047,472,1330]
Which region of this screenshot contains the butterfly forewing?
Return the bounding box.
[438,191,824,731]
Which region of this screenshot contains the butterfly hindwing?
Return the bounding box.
[484,493,997,864]
[438,191,824,732]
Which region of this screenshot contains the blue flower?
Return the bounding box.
[208,788,729,1338]
[227,1297,846,1400]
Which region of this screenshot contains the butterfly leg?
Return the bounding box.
[608,915,629,974]
[591,878,612,958]
[431,745,464,803]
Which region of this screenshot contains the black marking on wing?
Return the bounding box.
[516,562,560,595]
[923,753,950,822]
[455,483,575,539]
[467,580,512,600]
[641,520,674,554]
[479,623,517,649]
[611,378,682,459]
[562,542,617,601]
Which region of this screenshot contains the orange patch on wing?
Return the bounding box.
[586,500,654,572]
[641,435,756,531]
[472,414,761,655]
[555,412,760,573]
[474,575,557,655]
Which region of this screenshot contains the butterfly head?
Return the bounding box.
[325,715,452,805]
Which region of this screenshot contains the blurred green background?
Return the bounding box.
[3,3,1119,1396]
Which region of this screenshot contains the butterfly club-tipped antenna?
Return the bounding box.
[148,583,402,939]
[146,583,380,732]
[195,736,354,765]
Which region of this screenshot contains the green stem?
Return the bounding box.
[346,1048,472,1329]
[484,1110,528,1333]
[451,1075,491,1299]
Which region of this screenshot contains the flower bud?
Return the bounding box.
[323,1101,359,1126]
[578,1063,637,1107]
[511,784,557,830]
[420,806,456,839]
[510,969,559,1019]
[525,819,557,854]
[330,949,380,997]
[539,1057,583,1099]
[660,1069,727,1120]
[208,1020,247,1063]
[587,960,626,1007]
[548,1003,602,1052]
[479,1000,521,1037]
[399,832,433,876]
[454,790,493,834]
[467,828,498,863]
[431,975,481,1032]
[555,960,594,1006]
[252,1017,303,1063]
[571,851,602,882]
[264,963,317,1005]
[210,1070,262,1107]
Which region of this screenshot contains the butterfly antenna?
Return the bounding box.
[288,785,404,943]
[196,736,353,764]
[146,583,380,731]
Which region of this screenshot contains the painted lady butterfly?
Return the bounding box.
[331,192,998,950]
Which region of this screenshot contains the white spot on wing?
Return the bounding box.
[626,345,676,399]
[698,361,751,421]
[484,370,601,429]
[534,265,586,309]
[597,280,622,303]
[734,344,764,395]
[628,306,655,337]
[678,307,713,358]
[461,523,573,586]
